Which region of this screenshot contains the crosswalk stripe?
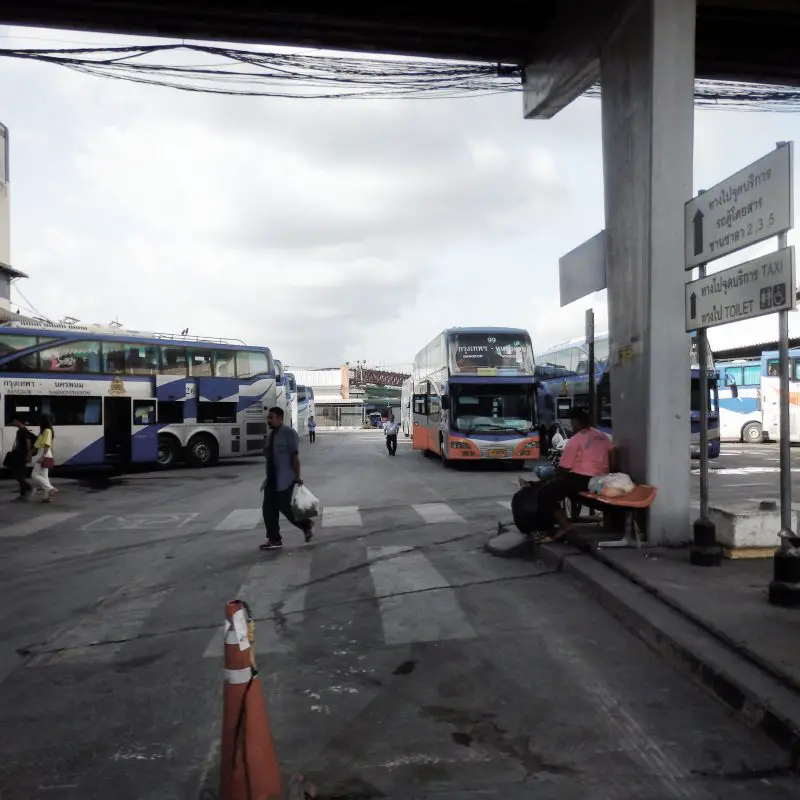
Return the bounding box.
[203,551,313,658]
[322,506,362,528]
[367,545,475,645]
[0,512,79,539]
[411,503,464,524]
[215,508,261,531]
[497,500,512,511]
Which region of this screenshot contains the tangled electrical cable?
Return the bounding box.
[3,42,800,109]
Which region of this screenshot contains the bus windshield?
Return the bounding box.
[449,332,534,375]
[450,385,535,434]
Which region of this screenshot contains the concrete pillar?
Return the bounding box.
[600,0,695,544]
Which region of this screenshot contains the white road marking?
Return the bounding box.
[0,512,79,539]
[203,551,313,658]
[80,513,198,531]
[215,508,261,531]
[411,503,465,524]
[367,545,475,645]
[694,466,800,475]
[322,506,362,528]
[497,500,512,511]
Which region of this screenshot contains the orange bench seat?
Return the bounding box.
[578,484,658,509]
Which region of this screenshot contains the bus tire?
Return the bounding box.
[157,434,181,468]
[439,437,451,468]
[742,421,762,444]
[185,433,218,468]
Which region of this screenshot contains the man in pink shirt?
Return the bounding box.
[538,407,614,538]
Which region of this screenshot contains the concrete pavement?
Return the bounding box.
[1,434,798,798]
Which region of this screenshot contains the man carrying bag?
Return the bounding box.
[260,406,315,551]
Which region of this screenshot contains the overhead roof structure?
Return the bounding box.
[4,2,800,89]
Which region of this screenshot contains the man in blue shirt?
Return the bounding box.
[308,415,317,444]
[260,406,313,551]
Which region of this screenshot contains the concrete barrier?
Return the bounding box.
[709,501,800,559]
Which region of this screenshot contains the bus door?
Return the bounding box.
[104,396,132,467]
[131,399,159,463]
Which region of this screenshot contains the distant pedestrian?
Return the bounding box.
[5,416,35,500]
[260,406,313,551]
[308,415,316,444]
[30,414,58,502]
[384,415,399,456]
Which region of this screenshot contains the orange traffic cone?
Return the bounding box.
[219,599,283,800]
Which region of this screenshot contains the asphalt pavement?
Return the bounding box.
[0,434,798,799]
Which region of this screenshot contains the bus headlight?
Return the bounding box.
[449,440,472,450]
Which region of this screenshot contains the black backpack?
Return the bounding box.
[511,481,555,535]
[26,429,38,457]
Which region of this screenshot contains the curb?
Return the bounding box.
[537,542,800,769]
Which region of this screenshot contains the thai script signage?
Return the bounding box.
[684,144,793,269]
[685,247,796,331]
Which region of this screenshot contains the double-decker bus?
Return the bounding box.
[0,320,276,470]
[400,376,413,438]
[411,327,539,467]
[715,357,763,442]
[535,332,720,458]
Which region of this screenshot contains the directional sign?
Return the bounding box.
[684,143,793,269]
[685,246,796,332]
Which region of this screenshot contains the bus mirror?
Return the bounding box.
[730,383,739,399]
[441,395,450,410]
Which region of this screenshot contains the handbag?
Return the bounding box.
[41,456,55,470]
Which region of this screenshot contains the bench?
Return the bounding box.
[573,485,658,548]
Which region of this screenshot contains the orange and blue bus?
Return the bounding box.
[411,327,539,467]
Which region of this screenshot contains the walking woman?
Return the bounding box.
[31,413,58,502]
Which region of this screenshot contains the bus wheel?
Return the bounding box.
[742,421,762,444]
[186,433,218,468]
[439,438,451,468]
[157,434,180,468]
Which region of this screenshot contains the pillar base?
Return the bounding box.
[690,518,722,566]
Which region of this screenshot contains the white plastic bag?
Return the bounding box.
[587,472,635,497]
[291,483,320,521]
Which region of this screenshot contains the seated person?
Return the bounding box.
[538,407,614,538]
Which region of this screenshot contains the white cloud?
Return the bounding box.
[1,25,799,368]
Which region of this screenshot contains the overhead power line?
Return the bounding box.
[1,42,800,109]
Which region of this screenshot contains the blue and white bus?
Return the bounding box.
[274,360,292,426]
[0,320,277,470]
[400,376,414,438]
[294,385,315,435]
[714,357,763,442]
[535,332,720,458]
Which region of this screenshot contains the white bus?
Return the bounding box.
[273,360,292,427]
[412,327,539,467]
[295,385,315,435]
[0,320,276,469]
[400,376,413,437]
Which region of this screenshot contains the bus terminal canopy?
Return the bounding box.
[4,2,800,105]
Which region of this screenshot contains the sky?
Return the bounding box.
[1,25,800,370]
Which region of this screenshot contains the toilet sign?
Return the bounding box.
[684,247,796,331]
